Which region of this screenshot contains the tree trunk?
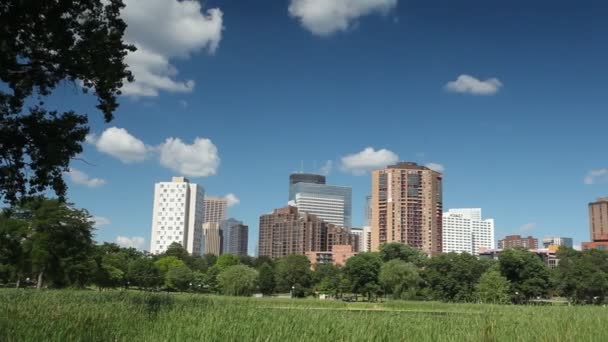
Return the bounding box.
[15,277,20,289]
[36,270,44,290]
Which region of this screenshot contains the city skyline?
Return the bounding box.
[52,1,607,253]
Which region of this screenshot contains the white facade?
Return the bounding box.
[294,192,346,227]
[362,226,372,252]
[442,208,494,255]
[150,177,205,255]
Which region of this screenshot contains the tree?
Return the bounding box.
[379,260,421,300]
[127,258,162,289]
[499,248,551,302]
[218,265,258,297]
[343,252,382,300]
[154,256,185,276]
[164,243,190,261]
[555,248,608,304]
[0,215,28,286]
[258,263,276,296]
[379,242,427,266]
[275,255,312,294]
[12,198,95,288]
[166,265,194,292]
[312,263,342,296]
[215,254,240,272]
[423,252,485,302]
[0,0,135,203]
[476,268,511,304]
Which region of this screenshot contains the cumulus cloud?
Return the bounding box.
[120,0,223,97]
[159,137,220,177]
[116,236,146,250]
[87,127,149,163]
[319,160,333,176]
[224,193,240,207]
[584,169,608,185]
[91,216,111,227]
[425,163,445,173]
[445,74,502,95]
[66,168,106,188]
[288,0,397,36]
[340,147,399,175]
[518,223,536,233]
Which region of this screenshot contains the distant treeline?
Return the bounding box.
[1,198,607,304]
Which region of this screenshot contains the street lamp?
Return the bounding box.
[291,285,295,298]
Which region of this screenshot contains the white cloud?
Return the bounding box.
[120,0,223,97]
[116,236,145,250]
[66,168,106,188]
[319,160,333,176]
[159,137,220,177]
[87,127,149,163]
[224,193,240,207]
[288,0,397,36]
[92,216,111,227]
[445,74,502,95]
[584,169,608,185]
[340,147,399,175]
[425,163,445,173]
[518,223,536,233]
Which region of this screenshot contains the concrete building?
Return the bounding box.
[364,195,372,226]
[583,198,608,250]
[442,208,495,255]
[479,248,560,269]
[220,218,241,254]
[289,174,352,228]
[204,196,227,224]
[362,226,372,252]
[203,222,222,256]
[350,228,363,252]
[371,162,443,254]
[150,177,204,255]
[258,206,354,259]
[542,236,573,249]
[498,235,538,250]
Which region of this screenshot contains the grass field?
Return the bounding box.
[1,289,607,341]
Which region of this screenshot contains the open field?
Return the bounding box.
[1,290,607,341]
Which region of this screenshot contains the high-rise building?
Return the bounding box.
[202,222,222,256]
[364,195,372,226]
[442,208,495,255]
[258,206,354,259]
[150,177,205,255]
[289,173,326,200]
[289,174,352,228]
[498,235,538,250]
[220,218,241,254]
[229,222,248,256]
[542,236,573,249]
[350,228,363,252]
[204,196,227,224]
[589,198,608,241]
[362,226,372,252]
[371,162,443,254]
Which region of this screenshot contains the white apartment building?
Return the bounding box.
[150,177,205,255]
[442,208,494,255]
[204,196,227,224]
[362,226,372,252]
[294,192,346,227]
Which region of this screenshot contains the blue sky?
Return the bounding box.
[48,0,607,252]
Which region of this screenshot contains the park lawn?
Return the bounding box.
[0,289,606,341]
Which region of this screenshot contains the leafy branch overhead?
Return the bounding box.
[0,0,135,203]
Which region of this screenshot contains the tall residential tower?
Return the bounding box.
[204,196,227,224]
[371,162,443,254]
[150,177,205,255]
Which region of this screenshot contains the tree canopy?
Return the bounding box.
[0,0,134,203]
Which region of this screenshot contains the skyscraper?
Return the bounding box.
[442,208,495,255]
[258,206,354,258]
[364,195,372,226]
[204,196,227,224]
[589,197,608,241]
[202,222,222,256]
[150,177,205,255]
[220,218,241,254]
[289,173,326,200]
[289,173,352,228]
[371,162,443,255]
[229,223,248,256]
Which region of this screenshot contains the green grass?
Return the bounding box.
[1,289,606,341]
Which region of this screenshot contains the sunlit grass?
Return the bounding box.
[1,289,606,341]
